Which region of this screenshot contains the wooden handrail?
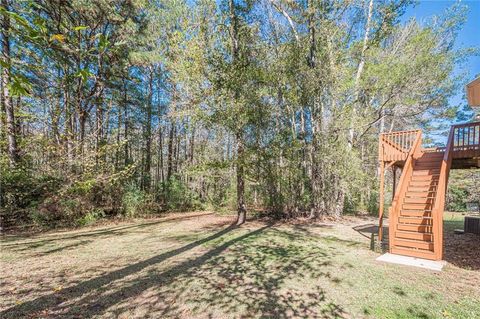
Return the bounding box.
[450,121,480,129]
[380,130,421,162]
[451,121,480,150]
[430,126,455,260]
[391,131,422,204]
[379,121,479,260]
[381,136,408,153]
[384,130,422,247]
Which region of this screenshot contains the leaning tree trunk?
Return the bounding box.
[1,0,19,167]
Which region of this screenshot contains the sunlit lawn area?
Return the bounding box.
[1,212,479,318]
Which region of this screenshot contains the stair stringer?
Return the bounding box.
[429,127,455,260]
[387,131,424,256]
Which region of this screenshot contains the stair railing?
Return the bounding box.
[430,123,478,260]
[451,121,480,153]
[380,130,421,162]
[387,130,423,250]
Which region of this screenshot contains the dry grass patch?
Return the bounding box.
[1,212,479,318]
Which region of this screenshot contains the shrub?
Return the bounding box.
[163,176,204,211]
[447,185,468,212]
[122,184,150,217]
[0,166,62,227]
[76,209,106,226]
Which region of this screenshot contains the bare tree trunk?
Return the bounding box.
[79,109,87,155]
[167,122,175,181]
[349,0,374,148]
[65,87,75,166]
[51,74,62,146]
[306,0,315,67]
[115,99,122,170]
[189,126,195,163]
[236,131,247,224]
[143,67,153,190]
[122,76,129,166]
[174,128,180,175]
[230,0,247,225]
[157,103,164,187]
[1,0,19,167]
[157,127,164,184]
[95,100,104,166]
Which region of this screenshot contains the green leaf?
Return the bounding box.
[74,69,93,82]
[73,26,89,31]
[32,17,47,33]
[0,8,30,29]
[98,34,110,52]
[8,74,32,97]
[0,58,9,68]
[50,34,65,43]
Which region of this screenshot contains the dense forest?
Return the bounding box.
[0,0,475,228]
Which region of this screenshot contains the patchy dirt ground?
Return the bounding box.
[443,212,480,270]
[1,212,479,319]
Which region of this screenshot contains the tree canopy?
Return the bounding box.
[0,0,473,227]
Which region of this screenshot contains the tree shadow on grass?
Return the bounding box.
[108,227,346,318]
[0,212,213,252]
[34,240,94,256]
[2,222,347,318]
[0,221,238,318]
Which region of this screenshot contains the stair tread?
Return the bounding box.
[390,248,436,260]
[415,161,441,164]
[402,206,434,210]
[414,165,442,168]
[396,229,433,234]
[404,202,435,204]
[405,194,435,198]
[408,182,438,185]
[395,237,433,243]
[416,161,442,163]
[385,148,451,260]
[397,224,433,231]
[394,239,434,250]
[404,197,435,202]
[412,172,440,175]
[411,176,439,180]
[398,216,433,219]
[400,213,432,218]
[392,246,435,253]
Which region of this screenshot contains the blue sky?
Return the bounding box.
[403,0,480,143]
[405,0,480,80]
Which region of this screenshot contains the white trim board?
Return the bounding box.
[376,253,446,271]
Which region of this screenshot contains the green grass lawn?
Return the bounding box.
[1,212,479,318]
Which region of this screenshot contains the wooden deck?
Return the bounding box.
[378,121,480,260]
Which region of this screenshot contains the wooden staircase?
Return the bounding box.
[379,122,480,260]
[390,151,443,259]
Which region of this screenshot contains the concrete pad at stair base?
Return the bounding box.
[376,253,446,271]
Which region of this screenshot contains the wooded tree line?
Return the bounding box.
[0,0,470,227]
[447,170,480,212]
